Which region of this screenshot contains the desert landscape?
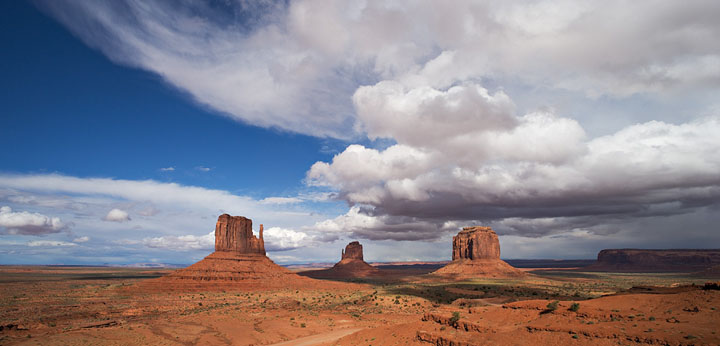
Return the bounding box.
[1,215,718,346]
[3,1,720,346]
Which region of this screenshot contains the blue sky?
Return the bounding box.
[0,0,339,195]
[1,1,719,265]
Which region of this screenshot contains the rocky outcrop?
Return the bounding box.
[587,249,720,272]
[452,227,501,260]
[433,227,524,278]
[214,214,265,254]
[341,241,363,261]
[150,214,314,290]
[304,241,380,278]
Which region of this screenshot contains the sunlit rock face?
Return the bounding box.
[214,214,265,254]
[148,214,316,290]
[451,227,501,261]
[434,226,524,278]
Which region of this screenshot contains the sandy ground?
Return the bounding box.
[1,265,718,345]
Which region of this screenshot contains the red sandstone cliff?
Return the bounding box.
[214,214,265,254]
[452,227,501,260]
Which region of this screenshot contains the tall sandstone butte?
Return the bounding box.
[150,214,315,290]
[452,226,500,260]
[305,241,379,278]
[341,241,364,261]
[434,226,524,277]
[214,214,265,254]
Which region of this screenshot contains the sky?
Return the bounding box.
[1,0,719,265]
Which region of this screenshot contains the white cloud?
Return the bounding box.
[194,166,211,172]
[263,227,314,251]
[72,236,90,243]
[142,231,214,251]
[309,106,720,240]
[0,206,66,235]
[27,240,77,247]
[103,209,130,222]
[21,1,720,259]
[37,1,720,138]
[0,173,332,263]
[159,167,175,172]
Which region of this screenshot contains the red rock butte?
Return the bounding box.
[147,214,317,290]
[330,241,379,277]
[302,241,380,278]
[433,226,524,278]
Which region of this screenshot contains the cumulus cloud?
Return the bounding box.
[0,206,66,235]
[36,0,720,138]
[263,227,314,251]
[310,205,458,241]
[103,209,131,222]
[309,108,720,240]
[194,166,211,172]
[159,167,175,172]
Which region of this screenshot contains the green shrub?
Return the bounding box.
[569,302,580,312]
[546,300,559,311]
[450,311,461,324]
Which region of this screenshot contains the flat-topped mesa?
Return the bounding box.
[587,249,720,272]
[214,214,265,255]
[341,241,364,261]
[452,226,500,261]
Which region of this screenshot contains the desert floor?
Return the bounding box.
[0,264,718,345]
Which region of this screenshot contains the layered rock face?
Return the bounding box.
[151,214,312,290]
[452,227,500,260]
[214,214,265,254]
[341,241,364,261]
[588,249,720,272]
[434,226,524,278]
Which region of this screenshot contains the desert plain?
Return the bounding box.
[1,217,719,346]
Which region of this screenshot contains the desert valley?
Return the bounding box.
[1,214,718,346]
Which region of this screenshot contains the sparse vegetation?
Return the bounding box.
[569,302,580,312]
[450,311,461,324]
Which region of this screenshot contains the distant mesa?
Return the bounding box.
[587,249,720,273]
[148,214,315,290]
[433,226,524,278]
